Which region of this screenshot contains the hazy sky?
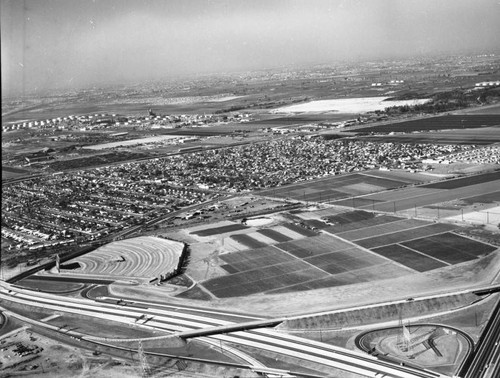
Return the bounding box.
[2,0,500,96]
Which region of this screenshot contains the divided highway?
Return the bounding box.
[463,298,500,378]
[0,281,447,378]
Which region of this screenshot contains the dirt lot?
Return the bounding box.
[0,327,143,377]
[0,320,256,378]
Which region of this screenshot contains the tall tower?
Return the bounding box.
[138,341,151,378]
[397,308,410,352]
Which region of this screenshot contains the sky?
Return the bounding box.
[2,0,500,96]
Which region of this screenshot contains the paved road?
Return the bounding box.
[0,281,447,378]
[463,298,500,378]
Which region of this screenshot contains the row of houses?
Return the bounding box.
[3,111,252,133]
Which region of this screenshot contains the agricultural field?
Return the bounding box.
[421,170,500,189]
[201,231,411,298]
[461,190,500,205]
[323,210,497,271]
[246,113,355,126]
[401,232,497,265]
[354,223,459,249]
[458,102,500,115]
[276,234,353,258]
[256,228,293,243]
[355,114,500,133]
[230,234,268,249]
[191,223,250,237]
[333,218,429,241]
[332,171,500,216]
[323,209,376,225]
[1,166,32,180]
[189,207,495,299]
[358,126,500,145]
[371,244,448,272]
[258,170,435,204]
[281,222,319,237]
[323,214,401,233]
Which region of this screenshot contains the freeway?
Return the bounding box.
[91,294,263,323]
[0,282,446,378]
[463,298,500,378]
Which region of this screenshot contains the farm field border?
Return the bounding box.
[355,223,458,249]
[354,114,500,133]
[343,179,500,213]
[401,232,498,265]
[323,214,402,234]
[334,218,429,241]
[371,244,448,272]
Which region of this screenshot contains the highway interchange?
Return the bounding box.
[2,280,498,378]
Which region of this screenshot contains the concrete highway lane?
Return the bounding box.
[0,282,448,378]
[464,299,500,378]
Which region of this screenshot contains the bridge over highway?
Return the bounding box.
[0,281,449,378]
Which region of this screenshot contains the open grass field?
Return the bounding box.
[355,115,500,133]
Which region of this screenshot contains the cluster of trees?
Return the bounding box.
[384,87,500,116]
